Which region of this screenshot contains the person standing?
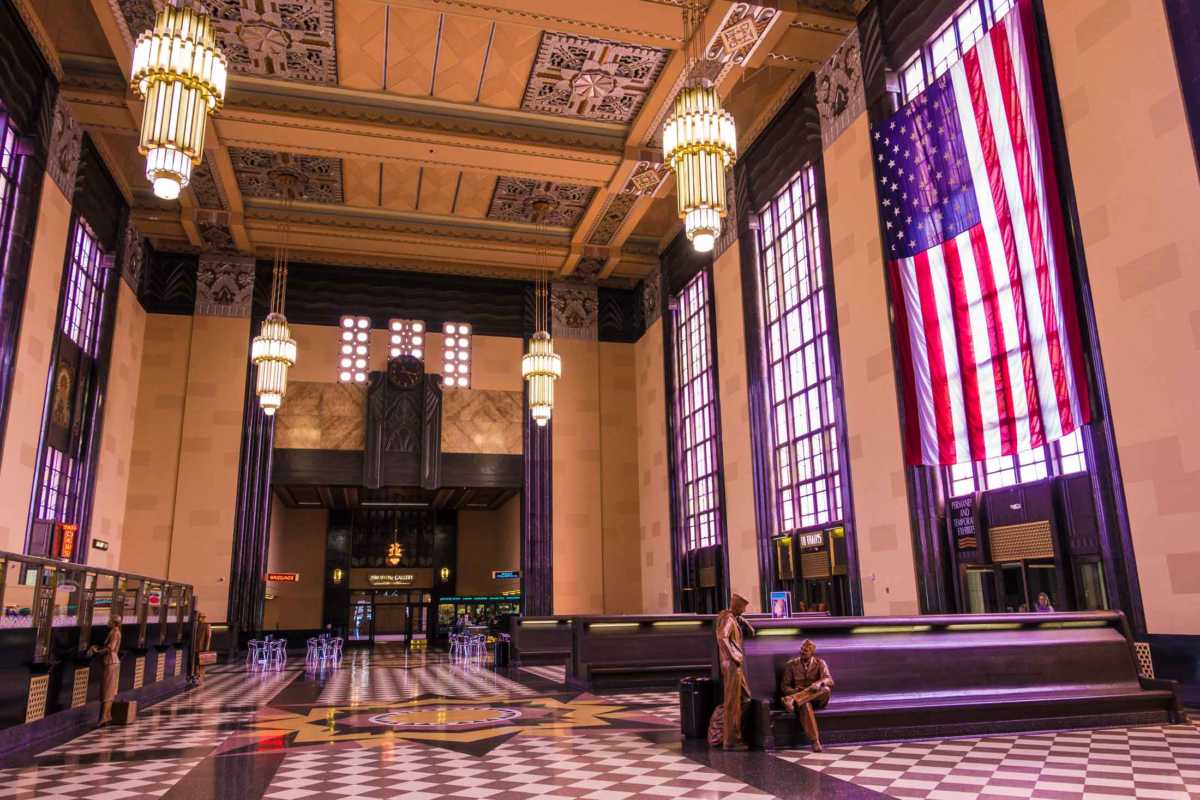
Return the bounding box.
[190,611,212,686]
[781,639,834,752]
[89,617,121,726]
[712,593,754,750]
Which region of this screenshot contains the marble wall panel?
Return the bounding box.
[441,389,522,455]
[274,382,366,450]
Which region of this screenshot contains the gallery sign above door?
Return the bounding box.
[351,568,435,590]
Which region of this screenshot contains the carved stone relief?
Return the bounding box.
[640,267,662,328]
[521,32,668,123]
[189,157,227,210]
[816,29,866,150]
[622,160,670,197]
[115,0,338,85]
[707,3,777,65]
[486,177,595,228]
[551,281,598,341]
[195,253,255,317]
[586,192,637,246]
[571,257,605,283]
[121,220,144,292]
[47,96,81,201]
[229,148,344,203]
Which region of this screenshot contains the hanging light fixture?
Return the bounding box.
[521,199,562,427]
[251,177,298,415]
[662,1,737,253]
[129,1,228,201]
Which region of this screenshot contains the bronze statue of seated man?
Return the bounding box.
[780,638,834,752]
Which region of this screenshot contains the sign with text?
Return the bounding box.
[797,531,825,552]
[949,496,978,551]
[57,523,78,561]
[350,568,434,590]
[491,570,520,580]
[266,572,300,583]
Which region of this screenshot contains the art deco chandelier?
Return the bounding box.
[129,0,227,200]
[251,178,299,415]
[521,199,562,428]
[662,0,737,253]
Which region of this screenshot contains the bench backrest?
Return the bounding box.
[727,612,1142,703]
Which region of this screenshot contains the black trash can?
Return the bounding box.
[679,676,716,739]
[493,635,511,668]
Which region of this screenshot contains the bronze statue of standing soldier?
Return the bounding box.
[711,592,754,750]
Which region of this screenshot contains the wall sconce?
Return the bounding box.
[439,566,450,582]
[331,568,344,585]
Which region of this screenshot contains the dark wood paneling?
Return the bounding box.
[140,249,197,315]
[441,453,522,488]
[272,448,521,489]
[1165,0,1200,181]
[598,287,642,343]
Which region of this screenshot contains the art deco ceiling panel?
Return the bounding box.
[229,148,344,203]
[520,32,668,123]
[486,177,596,228]
[114,0,338,84]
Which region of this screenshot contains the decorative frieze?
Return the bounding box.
[121,220,145,292]
[486,177,595,228]
[639,267,662,328]
[586,193,638,246]
[551,281,598,341]
[195,253,256,318]
[521,32,668,123]
[47,96,81,201]
[189,158,228,210]
[622,161,670,197]
[229,148,344,204]
[706,3,778,65]
[816,29,866,150]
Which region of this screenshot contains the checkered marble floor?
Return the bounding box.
[316,664,537,705]
[44,709,255,756]
[153,668,301,711]
[777,722,1200,800]
[0,756,202,798]
[264,733,771,799]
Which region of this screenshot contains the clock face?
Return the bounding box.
[388,354,425,388]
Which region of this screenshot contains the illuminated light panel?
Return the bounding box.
[388,319,426,361]
[441,322,472,388]
[338,315,371,383]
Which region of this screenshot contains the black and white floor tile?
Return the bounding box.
[520,664,566,684]
[0,756,203,798]
[44,709,255,756]
[778,722,1200,800]
[264,734,771,800]
[316,664,537,705]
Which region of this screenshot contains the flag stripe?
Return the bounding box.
[888,263,924,465]
[942,235,986,461]
[912,252,958,463]
[897,257,941,465]
[963,46,1045,451]
[926,243,972,463]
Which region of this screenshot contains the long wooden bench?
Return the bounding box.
[716,611,1183,748]
[566,612,830,692]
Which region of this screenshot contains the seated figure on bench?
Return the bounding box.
[781,639,834,752]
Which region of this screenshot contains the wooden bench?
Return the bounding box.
[508,616,574,665]
[717,611,1183,748]
[566,612,829,692]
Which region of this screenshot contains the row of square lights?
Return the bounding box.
[338,316,472,389]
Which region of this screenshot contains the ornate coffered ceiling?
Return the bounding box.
[520,32,669,123]
[45,0,856,282]
[113,0,338,84]
[486,177,596,228]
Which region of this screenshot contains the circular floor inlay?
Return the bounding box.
[368,705,523,730]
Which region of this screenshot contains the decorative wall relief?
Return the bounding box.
[586,192,638,246]
[816,29,866,150]
[114,0,338,85]
[121,220,145,292]
[441,389,523,455]
[639,267,662,328]
[571,257,605,283]
[706,3,778,65]
[189,157,227,210]
[229,148,344,203]
[521,32,668,123]
[486,177,595,228]
[551,281,598,341]
[622,161,670,197]
[195,253,255,317]
[47,95,81,201]
[364,356,442,490]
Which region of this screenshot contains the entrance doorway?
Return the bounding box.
[961,559,1060,612]
[348,589,434,645]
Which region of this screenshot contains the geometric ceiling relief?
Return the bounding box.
[622,161,670,197]
[587,192,638,246]
[114,0,337,84]
[706,4,777,66]
[229,148,344,203]
[189,158,228,210]
[485,177,596,228]
[521,32,668,123]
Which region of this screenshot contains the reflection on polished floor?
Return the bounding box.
[1,647,1197,800]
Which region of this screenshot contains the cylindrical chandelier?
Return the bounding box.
[252,180,299,415]
[129,1,227,200]
[522,331,562,427]
[663,1,737,254]
[522,199,562,427]
[251,313,297,416]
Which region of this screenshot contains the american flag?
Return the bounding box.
[874,0,1090,467]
